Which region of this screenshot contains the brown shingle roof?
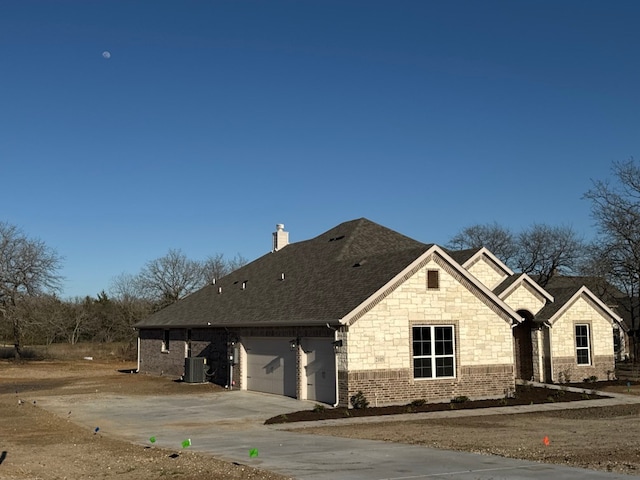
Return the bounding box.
[134,218,432,328]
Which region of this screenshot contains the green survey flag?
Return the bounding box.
[249,448,259,458]
[182,439,191,448]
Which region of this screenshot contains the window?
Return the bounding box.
[413,325,455,378]
[575,324,591,365]
[162,330,170,352]
[427,270,440,289]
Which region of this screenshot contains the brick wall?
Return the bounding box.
[553,355,616,383]
[346,364,514,406]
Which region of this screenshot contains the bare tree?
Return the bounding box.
[516,224,585,286]
[202,253,229,284]
[584,159,640,351]
[448,222,585,286]
[447,222,518,264]
[0,222,62,358]
[136,249,205,307]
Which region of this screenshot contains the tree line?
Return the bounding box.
[2,159,640,359]
[0,232,246,357]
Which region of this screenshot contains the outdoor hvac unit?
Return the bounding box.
[184,357,206,383]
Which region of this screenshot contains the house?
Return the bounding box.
[134,219,625,407]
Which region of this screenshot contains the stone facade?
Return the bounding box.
[502,282,546,316]
[342,254,515,406]
[550,295,617,383]
[465,254,509,291]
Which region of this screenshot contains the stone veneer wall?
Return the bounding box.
[502,282,546,316]
[550,295,616,383]
[343,253,516,406]
[465,255,509,291]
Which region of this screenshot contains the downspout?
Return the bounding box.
[327,323,340,408]
[333,329,340,407]
[136,334,140,373]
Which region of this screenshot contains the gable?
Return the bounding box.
[347,254,516,371]
[502,281,548,315]
[465,254,511,290]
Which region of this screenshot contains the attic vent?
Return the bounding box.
[233,281,239,284]
[329,235,345,242]
[352,261,364,268]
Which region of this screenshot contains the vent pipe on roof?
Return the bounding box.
[242,281,247,290]
[272,223,289,252]
[218,287,222,294]
[280,273,285,281]
[212,278,216,285]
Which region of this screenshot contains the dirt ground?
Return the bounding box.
[0,360,291,480]
[2,360,640,479]
[301,397,640,476]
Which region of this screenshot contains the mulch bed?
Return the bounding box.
[265,383,613,424]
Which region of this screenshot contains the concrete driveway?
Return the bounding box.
[40,390,634,480]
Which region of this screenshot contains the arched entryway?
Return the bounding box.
[513,310,535,381]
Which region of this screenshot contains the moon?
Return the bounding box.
[102,51,111,59]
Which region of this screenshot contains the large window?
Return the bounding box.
[413,325,455,378]
[575,324,591,365]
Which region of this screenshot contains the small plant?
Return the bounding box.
[450,395,469,404]
[503,386,516,399]
[312,404,326,413]
[350,391,370,409]
[581,392,591,399]
[546,396,556,403]
[410,399,426,407]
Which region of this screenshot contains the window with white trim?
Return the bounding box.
[412,325,455,378]
[162,330,170,352]
[575,324,591,365]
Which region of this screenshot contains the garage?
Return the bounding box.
[244,337,296,398]
[304,338,336,404]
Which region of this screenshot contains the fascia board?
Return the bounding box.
[548,286,624,327]
[499,274,554,303]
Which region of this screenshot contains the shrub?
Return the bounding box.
[410,399,426,407]
[450,395,469,404]
[312,404,326,413]
[350,391,370,409]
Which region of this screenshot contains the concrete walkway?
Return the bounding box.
[38,389,640,480]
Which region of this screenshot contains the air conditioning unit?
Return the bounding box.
[184,357,206,383]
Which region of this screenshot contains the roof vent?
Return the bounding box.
[280,273,285,281]
[242,281,247,290]
[218,287,222,294]
[329,235,345,242]
[272,223,289,252]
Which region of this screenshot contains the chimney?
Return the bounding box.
[272,223,289,252]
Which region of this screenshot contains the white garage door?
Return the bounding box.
[304,338,336,405]
[244,337,296,398]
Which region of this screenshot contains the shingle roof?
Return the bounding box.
[445,247,482,266]
[134,218,433,328]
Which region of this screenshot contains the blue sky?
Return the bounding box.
[2,1,639,299]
